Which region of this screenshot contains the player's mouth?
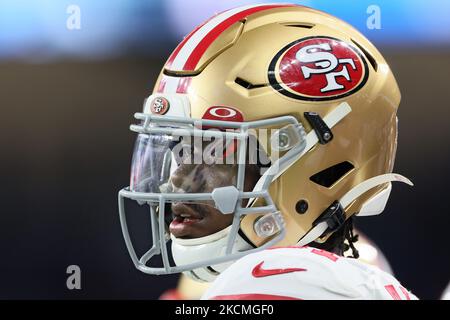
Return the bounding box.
[169,203,205,238]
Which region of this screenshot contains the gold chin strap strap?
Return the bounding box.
[297,173,414,247]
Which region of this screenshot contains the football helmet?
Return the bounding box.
[118,3,412,282]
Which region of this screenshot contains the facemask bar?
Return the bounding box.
[118,112,307,275]
[118,188,284,274]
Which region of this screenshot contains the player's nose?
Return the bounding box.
[169,165,202,192]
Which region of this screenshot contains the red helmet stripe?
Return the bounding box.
[165,16,214,69]
[176,77,192,93]
[166,4,296,72]
[159,4,296,94]
[182,4,295,71]
[156,75,167,93]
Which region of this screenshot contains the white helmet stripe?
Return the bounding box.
[168,3,295,71]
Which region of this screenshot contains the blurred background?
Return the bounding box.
[0,0,449,299]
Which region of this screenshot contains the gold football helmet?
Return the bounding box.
[118,3,412,282]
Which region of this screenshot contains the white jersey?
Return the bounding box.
[201,246,418,300]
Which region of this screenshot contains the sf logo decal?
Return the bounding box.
[150,96,170,115]
[296,43,357,93]
[268,36,368,101]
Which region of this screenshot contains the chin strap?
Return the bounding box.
[297,173,414,247]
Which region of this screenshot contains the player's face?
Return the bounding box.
[168,163,260,239]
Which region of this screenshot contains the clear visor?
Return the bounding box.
[129,131,260,209]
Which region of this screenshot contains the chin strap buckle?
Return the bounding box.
[304,112,334,144]
[298,173,413,247]
[312,200,345,233]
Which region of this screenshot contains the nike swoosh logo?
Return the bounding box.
[252,261,307,278]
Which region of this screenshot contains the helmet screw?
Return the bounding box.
[295,200,308,214]
[323,132,331,141]
[279,132,290,148]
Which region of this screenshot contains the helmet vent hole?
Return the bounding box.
[351,39,378,72]
[234,77,266,90]
[310,161,354,188]
[280,22,314,29]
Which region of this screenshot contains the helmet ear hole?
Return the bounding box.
[309,161,354,188]
[295,200,308,214]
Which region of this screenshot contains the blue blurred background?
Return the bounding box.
[1,0,449,61]
[0,0,449,300]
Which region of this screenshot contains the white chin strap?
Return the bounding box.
[297,173,414,246]
[171,226,253,282]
